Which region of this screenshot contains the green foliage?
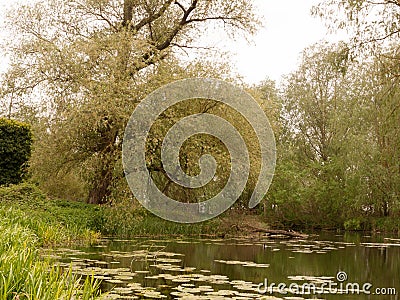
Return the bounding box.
[1,0,398,234]
[0,118,33,185]
[372,217,400,233]
[0,183,101,245]
[344,218,370,231]
[101,197,222,237]
[0,182,45,206]
[1,0,260,204]
[0,218,101,299]
[266,42,400,232]
[265,43,353,229]
[0,185,101,299]
[0,183,225,239]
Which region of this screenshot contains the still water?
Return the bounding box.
[47,232,400,299]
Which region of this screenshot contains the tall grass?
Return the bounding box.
[101,199,224,237]
[0,184,101,299]
[0,209,101,299]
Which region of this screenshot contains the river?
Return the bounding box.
[46,232,400,299]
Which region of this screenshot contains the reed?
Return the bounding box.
[0,204,101,299]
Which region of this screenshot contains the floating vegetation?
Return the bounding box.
[45,235,400,300]
[156,258,182,263]
[105,279,125,284]
[361,242,400,248]
[215,260,270,268]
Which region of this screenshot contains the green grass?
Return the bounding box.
[0,183,226,299]
[0,183,103,245]
[0,183,101,299]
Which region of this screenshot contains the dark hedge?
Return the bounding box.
[0,118,33,185]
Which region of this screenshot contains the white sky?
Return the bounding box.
[0,0,346,85]
[232,0,331,84]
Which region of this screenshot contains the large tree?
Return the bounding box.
[351,51,400,217]
[0,0,260,204]
[311,0,400,222]
[268,42,359,228]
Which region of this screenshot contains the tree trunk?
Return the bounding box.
[123,0,134,27]
[87,157,114,204]
[87,116,119,204]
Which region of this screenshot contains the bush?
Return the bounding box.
[372,217,400,233]
[0,118,33,185]
[0,183,102,244]
[0,182,46,209]
[344,218,370,231]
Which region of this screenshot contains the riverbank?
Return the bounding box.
[1,183,399,239]
[0,183,399,298]
[0,184,101,299]
[0,183,228,299]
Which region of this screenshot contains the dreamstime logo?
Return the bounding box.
[336,271,348,282]
[122,78,276,223]
[257,272,397,296]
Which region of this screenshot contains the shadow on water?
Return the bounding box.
[45,232,400,299]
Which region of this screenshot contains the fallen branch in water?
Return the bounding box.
[250,227,308,239]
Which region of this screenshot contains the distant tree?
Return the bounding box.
[312,0,400,53]
[312,0,400,220]
[350,50,400,217]
[268,42,357,228]
[283,42,352,164]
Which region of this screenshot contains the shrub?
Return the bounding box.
[0,182,46,208]
[344,217,371,231]
[0,118,33,185]
[0,183,102,244]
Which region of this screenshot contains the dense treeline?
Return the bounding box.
[267,43,400,230]
[0,0,398,232]
[266,0,400,230]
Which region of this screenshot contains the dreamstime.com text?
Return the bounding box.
[257,272,397,296]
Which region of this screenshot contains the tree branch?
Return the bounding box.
[155,0,199,51]
[124,0,174,32]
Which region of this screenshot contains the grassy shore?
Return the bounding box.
[0,184,101,299]
[0,183,398,299]
[0,183,232,299]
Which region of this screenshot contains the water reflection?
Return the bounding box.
[46,232,400,299]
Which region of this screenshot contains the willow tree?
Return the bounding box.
[312,0,400,49]
[312,0,400,218]
[272,42,358,228]
[1,0,260,204]
[350,51,400,217]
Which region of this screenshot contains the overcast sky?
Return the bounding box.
[228,0,347,84]
[0,0,345,85]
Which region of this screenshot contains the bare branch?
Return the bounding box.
[170,42,214,50]
[125,0,174,32]
[187,16,238,24]
[364,0,400,7]
[174,1,186,13]
[155,0,198,51]
[358,28,400,46]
